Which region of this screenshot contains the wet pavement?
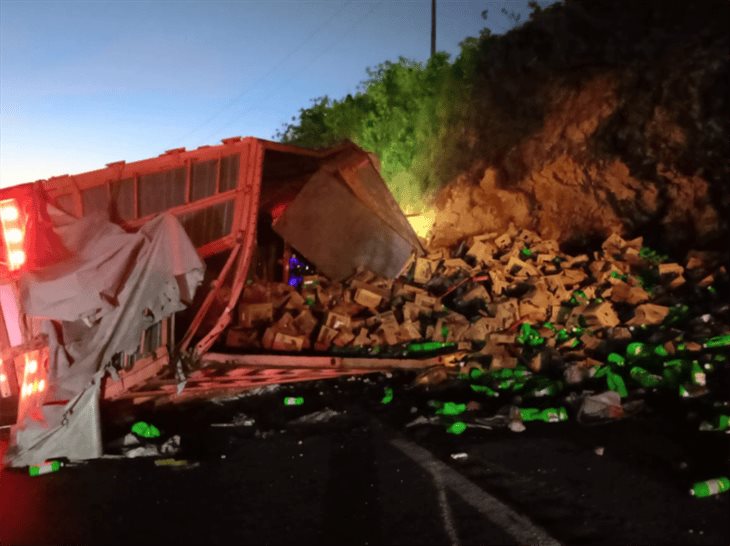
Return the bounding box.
[1,373,729,545]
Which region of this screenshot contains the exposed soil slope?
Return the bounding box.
[430,0,729,257]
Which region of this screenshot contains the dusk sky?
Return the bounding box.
[0,0,545,187]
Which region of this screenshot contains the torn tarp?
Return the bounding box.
[5,211,204,466]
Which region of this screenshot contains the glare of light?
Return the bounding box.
[9,249,26,268]
[21,383,29,397]
[0,373,6,382]
[4,227,23,245]
[38,379,45,392]
[0,204,19,222]
[407,210,436,239]
[26,359,38,374]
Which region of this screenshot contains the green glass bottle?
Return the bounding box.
[436,402,467,416]
[470,384,499,397]
[131,421,161,439]
[528,380,562,398]
[29,460,62,477]
[690,477,730,497]
[626,342,649,359]
[607,353,625,367]
[690,361,706,386]
[704,334,730,349]
[520,407,568,423]
[630,367,663,388]
[607,371,628,398]
[407,341,456,353]
[446,421,467,435]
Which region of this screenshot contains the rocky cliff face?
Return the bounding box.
[430,0,729,258]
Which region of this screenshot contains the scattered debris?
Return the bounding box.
[699,415,730,432]
[210,413,256,428]
[154,458,199,469]
[406,415,440,428]
[450,452,468,460]
[161,435,181,455]
[509,420,526,433]
[290,408,342,425]
[125,445,162,459]
[123,433,180,458]
[577,391,624,423]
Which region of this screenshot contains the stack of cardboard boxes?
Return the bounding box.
[226,226,726,373]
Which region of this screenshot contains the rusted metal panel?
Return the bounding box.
[202,352,446,370]
[326,147,423,253]
[273,170,415,280]
[103,347,169,400]
[117,367,380,405]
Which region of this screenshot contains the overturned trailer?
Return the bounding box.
[0,138,433,466]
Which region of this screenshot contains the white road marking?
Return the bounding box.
[432,468,461,546]
[391,438,561,546]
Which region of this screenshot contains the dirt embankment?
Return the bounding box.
[429,0,729,258]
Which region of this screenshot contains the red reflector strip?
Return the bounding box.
[0,359,10,398]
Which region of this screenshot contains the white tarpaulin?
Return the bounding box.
[5,211,204,466]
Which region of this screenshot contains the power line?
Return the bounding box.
[201,1,385,143]
[172,0,355,147]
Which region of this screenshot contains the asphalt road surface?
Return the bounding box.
[1,372,729,545]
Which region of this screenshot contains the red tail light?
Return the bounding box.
[0,198,26,271]
[16,348,48,422]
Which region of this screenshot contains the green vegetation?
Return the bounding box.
[277,53,454,210]
[276,11,504,211]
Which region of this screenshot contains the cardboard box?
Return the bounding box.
[582,301,620,329]
[494,233,512,250]
[354,288,383,309]
[239,302,273,328]
[414,293,439,309]
[610,282,650,305]
[467,240,496,264]
[560,269,587,287]
[272,332,305,352]
[226,328,260,349]
[325,311,351,330]
[403,302,422,322]
[294,310,318,336]
[332,329,355,347]
[489,270,508,296]
[399,320,422,342]
[284,291,306,311]
[315,325,339,350]
[414,258,435,284]
[627,304,670,326]
[506,256,539,278]
[352,328,371,347]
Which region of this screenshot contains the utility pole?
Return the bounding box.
[430,0,436,58]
